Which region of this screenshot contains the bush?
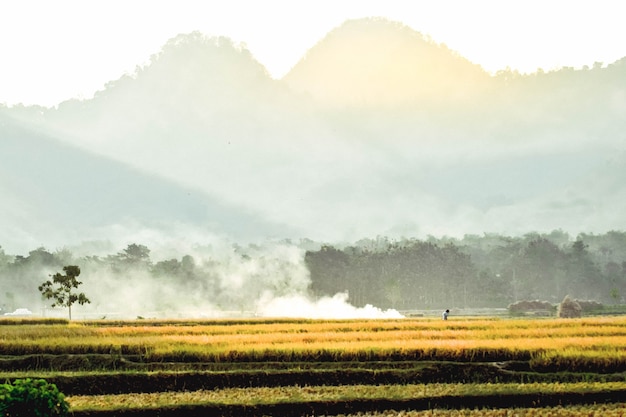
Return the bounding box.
[0,378,69,417]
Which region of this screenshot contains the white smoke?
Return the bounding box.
[68,232,402,320]
[256,291,404,319]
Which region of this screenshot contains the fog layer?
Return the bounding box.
[3,19,624,253]
[1,18,625,317]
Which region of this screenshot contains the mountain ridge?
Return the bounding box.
[1,18,625,252]
[284,18,493,106]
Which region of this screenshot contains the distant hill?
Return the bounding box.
[27,32,333,212]
[2,20,626,252]
[40,32,284,150]
[0,111,292,253]
[283,18,493,106]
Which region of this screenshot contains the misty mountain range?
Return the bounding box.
[2,17,625,255]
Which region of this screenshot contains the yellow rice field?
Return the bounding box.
[3,316,626,415]
[0,317,626,354]
[2,316,626,364]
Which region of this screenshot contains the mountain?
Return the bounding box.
[2,20,626,253]
[23,32,340,216]
[283,18,493,107]
[0,111,293,253]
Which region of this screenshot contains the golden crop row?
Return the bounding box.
[66,382,626,411]
[2,317,626,365]
[4,316,626,336]
[3,316,626,339]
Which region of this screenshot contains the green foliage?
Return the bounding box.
[306,240,478,309]
[113,243,151,270]
[305,231,626,309]
[0,378,69,417]
[38,265,90,320]
[2,231,626,314]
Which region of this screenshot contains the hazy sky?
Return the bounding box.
[1,0,625,107]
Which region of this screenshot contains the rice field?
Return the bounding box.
[324,404,626,417]
[1,316,626,416]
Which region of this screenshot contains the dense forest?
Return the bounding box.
[307,230,626,310]
[1,230,625,317]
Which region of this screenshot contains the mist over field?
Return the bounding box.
[1,18,625,318]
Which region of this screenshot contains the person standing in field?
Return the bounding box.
[442,309,450,320]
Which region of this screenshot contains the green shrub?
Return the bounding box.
[0,378,69,417]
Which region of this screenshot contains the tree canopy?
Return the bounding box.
[38,265,90,320]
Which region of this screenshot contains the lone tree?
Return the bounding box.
[39,265,90,320]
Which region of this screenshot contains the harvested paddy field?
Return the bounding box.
[1,316,625,416]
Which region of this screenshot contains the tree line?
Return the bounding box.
[1,231,625,316]
[0,242,308,317]
[305,230,626,310]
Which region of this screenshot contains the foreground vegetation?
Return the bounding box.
[1,316,626,415]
